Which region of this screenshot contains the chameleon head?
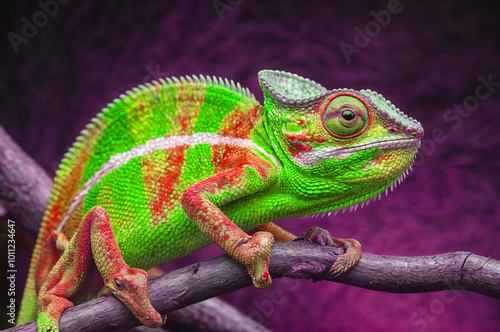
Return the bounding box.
[104,267,165,328]
[259,70,423,210]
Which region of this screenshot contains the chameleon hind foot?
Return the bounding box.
[299,227,361,276]
[36,207,164,331]
[233,231,275,288]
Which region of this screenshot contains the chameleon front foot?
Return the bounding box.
[234,231,275,288]
[299,227,361,276]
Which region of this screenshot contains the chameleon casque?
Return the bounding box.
[18,70,423,331]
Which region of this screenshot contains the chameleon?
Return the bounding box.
[17,70,423,331]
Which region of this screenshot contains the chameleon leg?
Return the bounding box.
[36,206,164,332]
[258,224,361,275]
[254,222,296,242]
[35,231,68,295]
[300,227,361,276]
[182,162,277,288]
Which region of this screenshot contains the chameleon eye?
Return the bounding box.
[341,109,356,121]
[114,278,125,290]
[322,93,371,138]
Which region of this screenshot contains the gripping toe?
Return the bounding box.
[234,231,275,288]
[330,244,362,276]
[299,227,362,276]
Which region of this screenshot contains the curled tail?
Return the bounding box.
[17,108,107,325]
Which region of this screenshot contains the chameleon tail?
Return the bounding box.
[17,116,108,325]
[17,259,38,324]
[17,211,70,324]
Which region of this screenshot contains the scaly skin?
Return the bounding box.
[18,70,423,330]
[36,207,163,331]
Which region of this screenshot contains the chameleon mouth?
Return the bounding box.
[295,138,421,167]
[331,138,421,158]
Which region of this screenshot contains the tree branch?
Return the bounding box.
[0,124,52,236]
[8,241,500,332]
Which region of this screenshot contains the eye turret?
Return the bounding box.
[322,93,371,138]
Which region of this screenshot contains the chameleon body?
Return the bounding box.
[18,70,423,331]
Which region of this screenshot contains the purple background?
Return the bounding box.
[1,1,500,331]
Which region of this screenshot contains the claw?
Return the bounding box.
[330,242,362,276]
[298,227,335,246]
[298,227,362,276]
[233,231,275,288]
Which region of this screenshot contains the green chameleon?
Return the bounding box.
[17,70,423,331]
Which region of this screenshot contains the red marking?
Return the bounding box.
[284,132,309,142]
[223,234,229,241]
[215,149,248,173]
[176,84,203,134]
[287,148,300,160]
[143,146,185,225]
[178,113,192,132]
[289,142,312,152]
[47,203,63,226]
[212,105,260,172]
[316,137,326,143]
[262,272,269,283]
[243,157,274,181]
[220,105,259,139]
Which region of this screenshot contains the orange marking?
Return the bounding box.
[143,146,185,225]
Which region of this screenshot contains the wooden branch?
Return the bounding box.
[0,123,268,332]
[8,242,500,332]
[164,298,271,332]
[128,298,272,332]
[0,124,52,236]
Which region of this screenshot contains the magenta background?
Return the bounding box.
[1,1,500,331]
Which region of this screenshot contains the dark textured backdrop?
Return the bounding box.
[1,1,500,331]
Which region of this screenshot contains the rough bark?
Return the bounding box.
[0,124,52,236]
[128,298,272,332]
[8,242,500,332]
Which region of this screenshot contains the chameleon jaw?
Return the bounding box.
[306,139,421,219]
[293,138,421,167]
[331,137,421,158]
